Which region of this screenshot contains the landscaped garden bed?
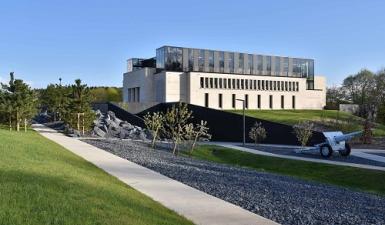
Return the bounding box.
[83,138,385,225]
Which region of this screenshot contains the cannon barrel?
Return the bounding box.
[334,131,362,143]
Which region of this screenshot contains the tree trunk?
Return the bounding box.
[151,130,157,149]
[24,118,27,132]
[16,110,20,132]
[9,114,12,131]
[190,135,198,154]
[172,140,178,155]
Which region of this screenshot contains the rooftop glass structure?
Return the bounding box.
[140,46,315,89]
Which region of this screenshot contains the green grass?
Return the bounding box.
[185,145,385,195]
[228,109,385,136]
[0,129,193,225]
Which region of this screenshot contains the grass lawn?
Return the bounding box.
[0,128,193,225]
[228,109,385,136]
[185,145,385,196]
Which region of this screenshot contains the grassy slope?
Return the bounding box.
[228,109,385,136]
[186,145,385,195]
[0,129,193,225]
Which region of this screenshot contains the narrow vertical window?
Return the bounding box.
[281,95,284,109]
[219,78,222,89]
[218,94,223,108]
[258,80,261,90]
[232,94,236,108]
[214,78,218,88]
[269,95,273,109]
[200,77,204,88]
[205,93,209,107]
[205,77,209,88]
[292,95,296,109]
[210,78,213,88]
[257,95,261,109]
[245,94,249,109]
[224,78,227,89]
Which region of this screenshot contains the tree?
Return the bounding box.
[63,79,95,132]
[293,121,314,148]
[185,120,211,154]
[41,84,70,121]
[0,72,37,132]
[143,111,165,149]
[162,102,193,155]
[248,122,267,146]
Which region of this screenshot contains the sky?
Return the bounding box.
[1,0,384,88]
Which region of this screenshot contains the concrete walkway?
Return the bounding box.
[210,142,385,172]
[32,124,278,225]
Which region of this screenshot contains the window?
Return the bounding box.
[232,94,236,108]
[188,49,194,71]
[245,94,249,109]
[248,54,253,74]
[292,95,296,109]
[232,79,236,89]
[237,79,240,89]
[228,79,232,89]
[283,57,289,76]
[269,81,273,90]
[198,50,205,72]
[224,78,227,89]
[296,82,299,91]
[281,95,284,109]
[245,80,248,90]
[289,82,292,91]
[219,52,224,73]
[228,53,234,73]
[214,78,218,88]
[218,94,223,108]
[219,78,223,89]
[238,54,244,74]
[257,95,261,109]
[273,81,276,91]
[205,93,209,107]
[275,57,280,75]
[205,77,209,88]
[269,95,273,109]
[208,51,214,72]
[257,55,263,73]
[241,79,244,89]
[285,81,288,91]
[262,80,265,90]
[165,47,183,71]
[266,56,272,73]
[258,80,261,90]
[253,80,257,90]
[209,78,213,88]
[200,77,204,88]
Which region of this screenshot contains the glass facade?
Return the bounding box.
[155,46,315,89]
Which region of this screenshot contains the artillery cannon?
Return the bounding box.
[296,131,362,158]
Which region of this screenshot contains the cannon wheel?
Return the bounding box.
[339,143,351,157]
[320,144,333,158]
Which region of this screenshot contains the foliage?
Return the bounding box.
[248,122,267,146]
[0,128,193,225]
[40,84,70,121]
[0,72,37,131]
[293,121,314,147]
[162,102,193,155]
[186,145,385,195]
[361,119,373,144]
[185,120,211,154]
[89,87,122,102]
[143,111,165,149]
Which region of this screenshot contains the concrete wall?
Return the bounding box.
[123,69,326,110]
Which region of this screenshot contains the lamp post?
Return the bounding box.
[236,98,246,146]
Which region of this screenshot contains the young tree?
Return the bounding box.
[361,119,373,144]
[143,111,165,149]
[293,121,314,148]
[248,122,267,146]
[162,102,193,155]
[185,120,211,154]
[0,72,37,132]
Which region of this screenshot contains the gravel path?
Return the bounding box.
[83,139,385,225]
[246,145,385,167]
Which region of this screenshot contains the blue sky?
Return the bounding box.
[1,0,384,88]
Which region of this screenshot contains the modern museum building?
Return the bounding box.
[122,46,326,112]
